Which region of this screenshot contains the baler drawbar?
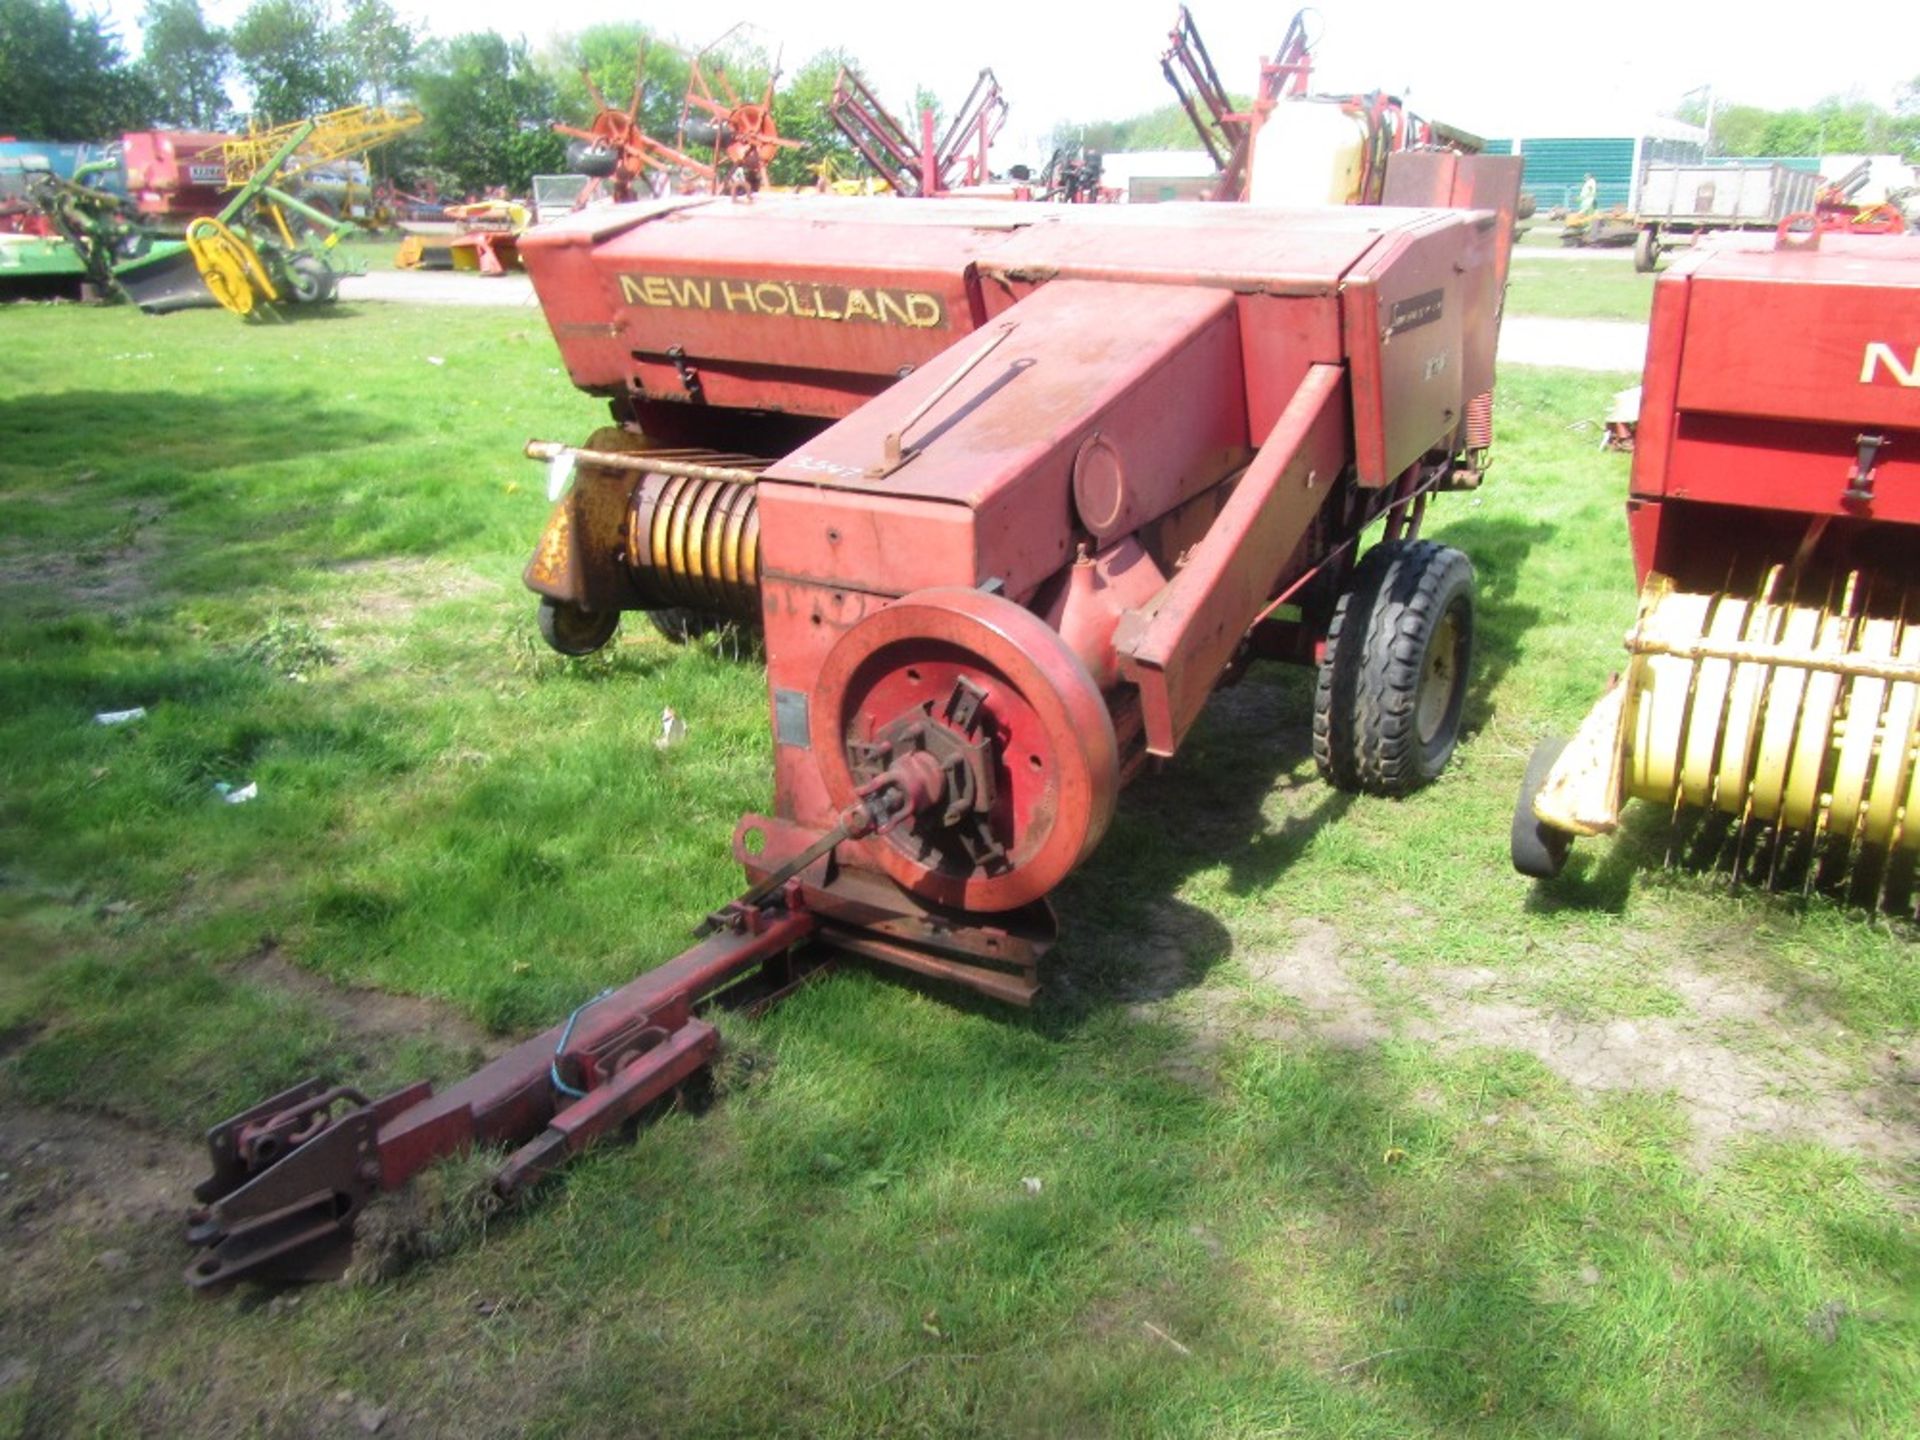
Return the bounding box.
[187,155,1522,1288]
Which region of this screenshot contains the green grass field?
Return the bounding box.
[0,294,1913,1439]
[330,234,404,272]
[1506,254,1656,322]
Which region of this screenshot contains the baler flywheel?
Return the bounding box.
[811,587,1121,913]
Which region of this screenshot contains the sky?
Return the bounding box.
[100,0,1918,163]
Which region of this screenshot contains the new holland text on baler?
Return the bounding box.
[185,155,1520,1288]
[1513,227,1920,904]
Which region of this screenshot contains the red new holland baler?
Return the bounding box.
[1513,227,1920,900]
[185,155,1520,1287]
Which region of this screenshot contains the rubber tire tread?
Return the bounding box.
[285,253,338,305]
[537,597,619,656]
[1511,736,1575,879]
[1313,539,1475,797]
[1633,228,1658,273]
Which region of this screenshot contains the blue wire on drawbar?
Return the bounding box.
[550,988,614,1099]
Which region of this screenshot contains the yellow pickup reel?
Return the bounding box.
[1515,568,1920,905]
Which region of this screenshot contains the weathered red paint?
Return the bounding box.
[188,166,1527,1287]
[1627,231,1920,592]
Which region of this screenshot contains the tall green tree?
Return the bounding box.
[337,0,413,108]
[0,0,154,138]
[231,0,354,124]
[411,31,563,193]
[769,49,859,186]
[139,0,231,131]
[545,23,688,139]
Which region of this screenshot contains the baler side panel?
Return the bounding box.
[1341,220,1475,487]
[1674,271,1920,431]
[757,485,983,599]
[1121,363,1351,755]
[1626,269,1693,583]
[761,280,1251,602]
[754,278,1254,840]
[1238,292,1345,445]
[1632,239,1920,585]
[527,237,637,395]
[1665,415,1920,527]
[1379,150,1524,388]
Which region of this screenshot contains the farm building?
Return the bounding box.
[1484,118,1707,211]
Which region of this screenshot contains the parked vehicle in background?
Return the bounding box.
[1626,161,1821,270]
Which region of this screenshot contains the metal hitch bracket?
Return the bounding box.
[184,907,818,1290]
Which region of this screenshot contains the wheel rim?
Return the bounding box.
[1416,609,1463,746]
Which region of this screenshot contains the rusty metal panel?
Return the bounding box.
[1385,152,1523,404]
[763,281,1245,508]
[756,483,982,597]
[523,196,1474,421]
[1382,150,1523,302]
[1236,292,1344,445]
[1666,416,1920,526]
[1628,270,1693,519]
[1120,364,1350,755]
[607,267,981,391]
[759,574,877,829]
[980,204,1386,293]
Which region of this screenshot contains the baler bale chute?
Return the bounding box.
[1513,227,1920,906]
[183,153,1522,1289]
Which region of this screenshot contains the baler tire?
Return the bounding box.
[537,598,619,656]
[1633,229,1659,273]
[1511,736,1575,879]
[1313,540,1475,797]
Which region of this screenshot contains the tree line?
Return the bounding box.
[1677,91,1920,162]
[0,0,865,193]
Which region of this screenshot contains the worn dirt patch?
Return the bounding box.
[0,1102,193,1245]
[0,1100,200,1424]
[1154,912,1917,1176]
[0,1098,434,1437]
[237,944,505,1062]
[0,501,164,613]
[1244,919,1390,1051]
